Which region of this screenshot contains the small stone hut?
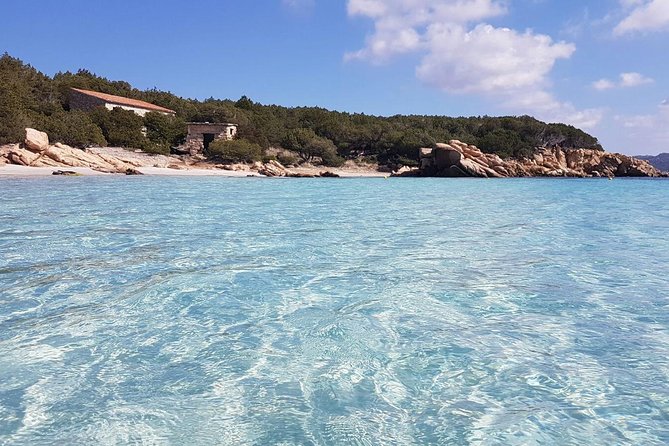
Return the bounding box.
[69,88,176,117]
[183,122,238,155]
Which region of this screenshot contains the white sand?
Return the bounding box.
[136,166,262,176]
[0,164,387,178]
[0,165,111,176]
[0,164,262,177]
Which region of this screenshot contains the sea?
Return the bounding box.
[0,176,668,445]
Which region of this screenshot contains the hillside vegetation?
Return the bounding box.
[0,53,603,165]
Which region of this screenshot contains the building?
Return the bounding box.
[69,88,176,117]
[182,122,238,155]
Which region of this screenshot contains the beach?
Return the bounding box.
[0,144,389,178]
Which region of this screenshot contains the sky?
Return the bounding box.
[1,0,668,155]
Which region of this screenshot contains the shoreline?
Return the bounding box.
[0,164,389,178]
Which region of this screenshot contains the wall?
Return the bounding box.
[185,124,238,155]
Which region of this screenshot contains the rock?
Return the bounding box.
[259,160,287,177]
[492,165,509,176]
[440,165,469,177]
[418,139,666,179]
[434,146,463,170]
[459,158,490,178]
[125,168,143,175]
[287,172,316,178]
[24,128,49,153]
[8,147,40,166]
[391,166,417,177]
[52,170,79,176]
[419,147,434,157]
[319,171,340,178]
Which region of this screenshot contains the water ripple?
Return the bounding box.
[0,177,668,444]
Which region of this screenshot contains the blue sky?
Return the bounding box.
[1,0,668,154]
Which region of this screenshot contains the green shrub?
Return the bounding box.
[262,154,277,163]
[144,111,186,149]
[320,150,346,167]
[207,138,262,163]
[277,152,299,166]
[37,110,106,147]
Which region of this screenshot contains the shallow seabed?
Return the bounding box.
[1,177,668,445]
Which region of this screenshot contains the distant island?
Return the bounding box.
[0,53,664,178]
[637,154,669,172]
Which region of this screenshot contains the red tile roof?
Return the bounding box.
[71,88,176,114]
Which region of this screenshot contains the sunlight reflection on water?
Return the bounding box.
[0,177,668,445]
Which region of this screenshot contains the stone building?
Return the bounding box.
[182,122,238,155]
[69,88,176,117]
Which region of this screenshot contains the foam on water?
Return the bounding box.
[1,177,668,445]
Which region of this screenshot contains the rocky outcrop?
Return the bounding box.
[256,160,288,177]
[252,160,342,178]
[0,129,191,174]
[419,140,665,178]
[318,171,340,178]
[0,143,137,172]
[24,128,49,152]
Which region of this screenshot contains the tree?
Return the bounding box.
[0,86,29,144]
[144,111,186,153]
[0,52,605,161]
[37,110,106,147]
[281,128,343,165]
[91,107,146,149]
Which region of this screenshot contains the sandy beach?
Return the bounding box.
[0,162,388,178]
[0,143,392,178]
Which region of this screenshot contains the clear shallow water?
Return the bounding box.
[0,176,668,445]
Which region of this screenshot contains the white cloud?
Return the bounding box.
[282,0,315,12]
[593,72,654,90]
[593,79,616,91]
[506,91,604,129]
[614,0,669,35]
[345,0,508,62]
[620,72,654,87]
[346,0,601,128]
[617,99,669,148]
[416,24,574,94]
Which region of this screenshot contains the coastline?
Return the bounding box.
[0,163,389,178]
[0,141,389,178]
[2,133,664,179]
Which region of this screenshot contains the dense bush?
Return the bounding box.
[36,111,106,147]
[0,52,604,162]
[91,107,145,149]
[207,139,262,162]
[144,111,186,153]
[277,152,299,166]
[281,128,344,166]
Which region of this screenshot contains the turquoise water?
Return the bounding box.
[1,177,668,445]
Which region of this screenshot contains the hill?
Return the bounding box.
[0,53,603,166]
[637,154,669,172]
